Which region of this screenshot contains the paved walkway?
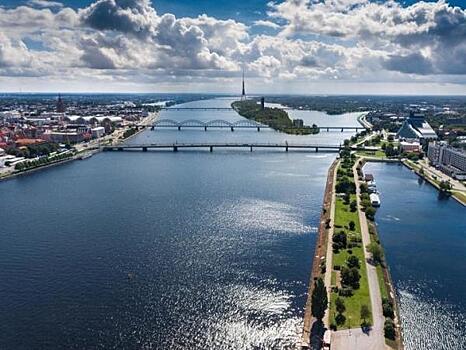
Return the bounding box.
[323,160,339,327]
[330,164,386,349]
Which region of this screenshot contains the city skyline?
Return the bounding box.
[0,0,465,94]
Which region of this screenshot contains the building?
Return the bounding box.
[91,126,105,139]
[57,94,65,113]
[428,142,466,180]
[400,141,421,153]
[396,111,437,141]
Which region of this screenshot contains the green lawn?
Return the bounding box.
[376,265,389,301]
[329,196,372,329]
[356,150,386,158]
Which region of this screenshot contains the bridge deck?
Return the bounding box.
[103,143,365,153]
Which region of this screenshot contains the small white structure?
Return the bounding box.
[91,126,105,139]
[370,193,381,207]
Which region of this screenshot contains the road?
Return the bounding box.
[331,164,387,350]
[418,158,466,192]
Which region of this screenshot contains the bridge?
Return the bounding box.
[159,107,292,111]
[145,119,367,132]
[103,142,364,153]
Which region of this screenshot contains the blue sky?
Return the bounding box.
[0,0,465,94]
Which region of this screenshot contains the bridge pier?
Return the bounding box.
[315,147,319,152]
[204,126,207,131]
[142,147,147,152]
[118,147,123,151]
[341,128,344,132]
[327,128,329,132]
[178,126,181,131]
[231,127,234,132]
[210,146,213,152]
[285,146,289,152]
[151,126,155,131]
[250,146,253,152]
[257,127,260,132]
[173,146,178,152]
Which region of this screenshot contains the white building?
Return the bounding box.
[428,142,466,180]
[91,126,105,139]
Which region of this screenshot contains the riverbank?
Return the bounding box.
[301,159,339,349]
[0,112,159,182]
[402,159,466,206]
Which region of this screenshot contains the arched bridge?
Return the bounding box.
[150,119,266,131]
[147,119,366,132]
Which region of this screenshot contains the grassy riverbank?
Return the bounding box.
[232,100,319,135]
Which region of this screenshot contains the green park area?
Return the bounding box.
[328,152,372,329]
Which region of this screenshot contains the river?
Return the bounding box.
[0,98,359,349]
[364,162,466,350]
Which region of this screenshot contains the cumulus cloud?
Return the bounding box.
[269,0,466,75]
[0,0,465,92]
[79,0,158,37]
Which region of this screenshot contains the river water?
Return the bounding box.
[0,98,359,349]
[364,162,466,350]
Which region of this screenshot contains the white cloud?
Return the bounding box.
[27,0,64,9]
[0,0,464,93]
[253,20,280,29]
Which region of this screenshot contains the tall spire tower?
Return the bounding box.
[241,67,246,100]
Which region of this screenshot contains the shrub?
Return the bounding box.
[330,322,337,331]
[349,220,356,231]
[335,313,346,325]
[350,200,357,212]
[365,206,376,220]
[347,255,360,269]
[333,265,341,271]
[383,303,394,319]
[338,287,353,297]
[333,231,347,250]
[384,319,396,340]
[335,297,346,315]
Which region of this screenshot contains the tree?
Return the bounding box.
[341,267,361,289]
[439,180,452,193]
[349,220,356,231]
[332,231,347,250]
[311,277,328,320]
[335,297,346,315]
[336,177,356,194]
[384,319,396,340]
[347,255,360,269]
[367,242,383,265]
[350,200,357,212]
[344,192,351,205]
[365,206,376,220]
[360,304,370,323]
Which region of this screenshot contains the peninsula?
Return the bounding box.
[232,100,319,135]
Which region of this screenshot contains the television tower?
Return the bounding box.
[241,67,246,100]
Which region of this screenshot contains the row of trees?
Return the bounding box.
[14,152,74,171]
